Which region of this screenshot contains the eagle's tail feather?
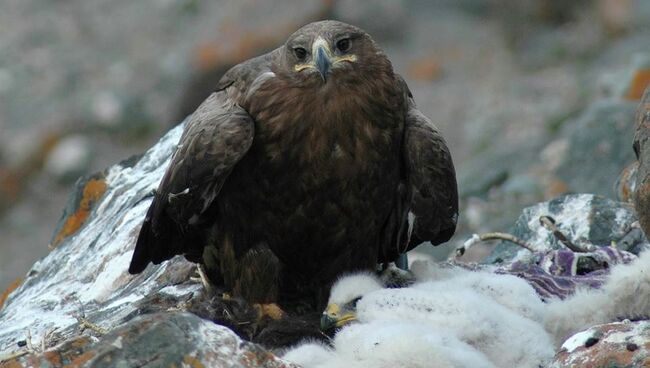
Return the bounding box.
[128,216,153,274]
[129,200,175,273]
[129,198,194,274]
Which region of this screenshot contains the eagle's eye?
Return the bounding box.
[351,296,362,307]
[336,38,351,52]
[294,47,307,60]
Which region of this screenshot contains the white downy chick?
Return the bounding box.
[323,273,555,368]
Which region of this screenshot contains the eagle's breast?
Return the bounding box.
[213,65,407,278]
[244,72,403,170]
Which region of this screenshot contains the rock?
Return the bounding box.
[496,0,603,68]
[91,92,123,127]
[0,0,328,138]
[598,0,634,35]
[615,161,638,203]
[485,194,645,264]
[332,0,409,42]
[43,135,93,182]
[633,86,650,237]
[458,141,547,199]
[549,321,650,368]
[624,53,650,101]
[598,53,650,100]
[0,312,296,368]
[554,100,638,198]
[0,123,292,367]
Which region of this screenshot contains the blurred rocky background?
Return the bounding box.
[1,0,650,289]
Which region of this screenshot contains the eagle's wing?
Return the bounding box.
[128,89,254,273]
[400,81,458,251]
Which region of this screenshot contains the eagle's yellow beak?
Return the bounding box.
[294,37,357,81]
[313,42,331,81]
[320,303,357,331]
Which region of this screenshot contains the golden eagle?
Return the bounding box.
[129,20,458,310]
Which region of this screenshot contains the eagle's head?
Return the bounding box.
[320,272,383,331]
[283,20,388,84]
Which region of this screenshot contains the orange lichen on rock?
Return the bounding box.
[407,56,442,82]
[0,278,22,311]
[192,1,335,73]
[616,161,638,203]
[625,68,650,100]
[183,355,205,368]
[545,178,569,199]
[195,43,224,72]
[64,351,95,368]
[50,178,107,248]
[193,29,278,73]
[240,351,283,368]
[0,337,96,368]
[0,360,25,368]
[0,169,23,203]
[0,132,62,214]
[42,351,62,366]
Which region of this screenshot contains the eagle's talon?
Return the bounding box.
[254,303,285,321]
[195,264,214,296]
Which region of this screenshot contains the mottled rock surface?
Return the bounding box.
[549,321,650,368]
[2,313,295,368]
[554,100,638,198]
[486,194,645,264]
[0,124,293,367]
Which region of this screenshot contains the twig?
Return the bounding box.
[41,328,58,352]
[539,216,592,253]
[78,317,108,335]
[0,349,28,363]
[455,232,536,258]
[25,329,33,352]
[66,294,107,335]
[41,330,47,352]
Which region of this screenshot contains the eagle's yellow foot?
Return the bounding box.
[253,303,285,321]
[191,264,214,295]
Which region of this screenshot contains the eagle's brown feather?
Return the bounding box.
[128,91,254,272]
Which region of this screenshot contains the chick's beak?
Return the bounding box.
[320,313,336,331]
[320,303,357,331]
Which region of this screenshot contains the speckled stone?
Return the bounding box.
[486,194,644,264]
[0,313,297,368]
[555,100,638,198]
[549,321,650,368]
